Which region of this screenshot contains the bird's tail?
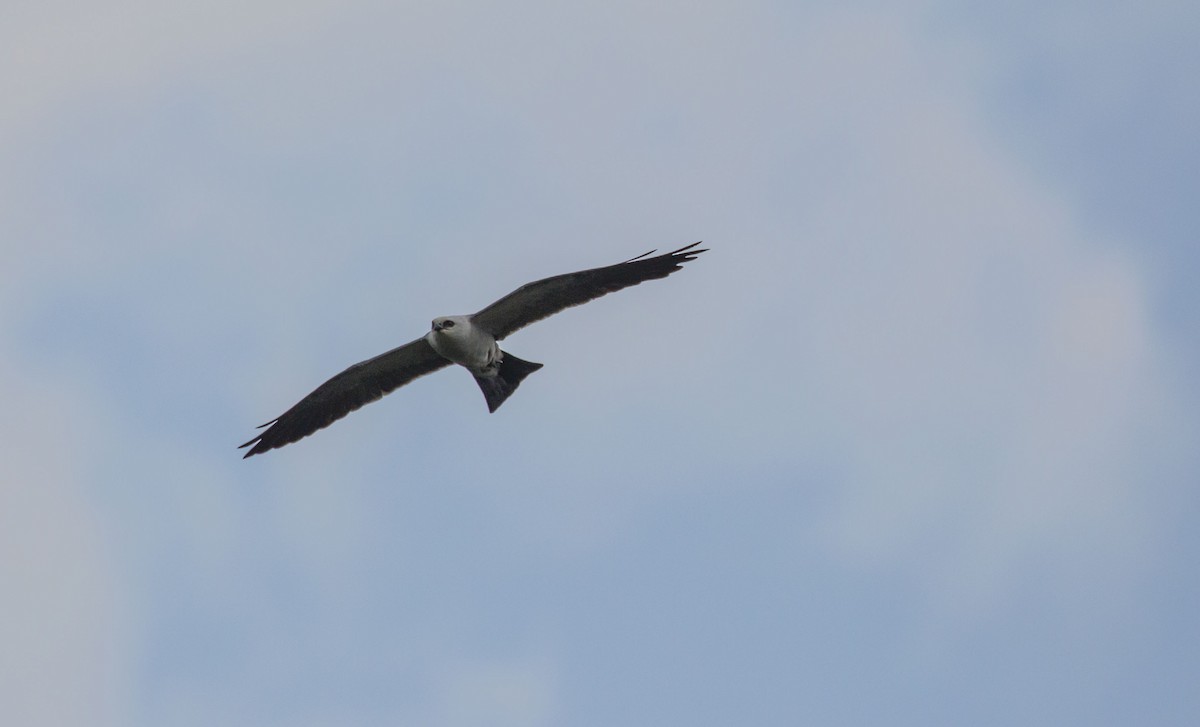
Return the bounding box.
[474,351,543,413]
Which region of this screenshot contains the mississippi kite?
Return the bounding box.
[240,242,707,458]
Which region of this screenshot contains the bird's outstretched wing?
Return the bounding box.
[239,338,450,458]
[470,242,707,340]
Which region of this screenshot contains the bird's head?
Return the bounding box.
[431,316,468,335]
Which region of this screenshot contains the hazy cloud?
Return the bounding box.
[1,1,1194,725]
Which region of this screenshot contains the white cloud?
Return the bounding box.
[0,1,1192,724]
[430,653,558,727]
[0,1,345,138]
[749,11,1176,620]
[0,361,133,727]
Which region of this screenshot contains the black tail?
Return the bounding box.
[474,351,543,413]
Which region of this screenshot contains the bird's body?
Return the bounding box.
[240,242,706,458]
[426,315,497,370]
[427,315,545,414]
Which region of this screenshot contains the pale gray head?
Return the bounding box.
[431,315,469,333]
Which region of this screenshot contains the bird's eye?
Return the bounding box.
[442,320,455,329]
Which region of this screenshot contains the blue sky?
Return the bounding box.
[2,1,1197,725]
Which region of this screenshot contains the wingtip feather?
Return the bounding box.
[669,241,706,256]
[623,249,657,263]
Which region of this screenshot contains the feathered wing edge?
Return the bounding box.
[239,337,450,458]
[470,242,707,340]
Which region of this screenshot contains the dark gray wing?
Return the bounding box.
[470,242,707,340]
[239,337,450,458]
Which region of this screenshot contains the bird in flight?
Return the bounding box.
[239,242,707,458]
